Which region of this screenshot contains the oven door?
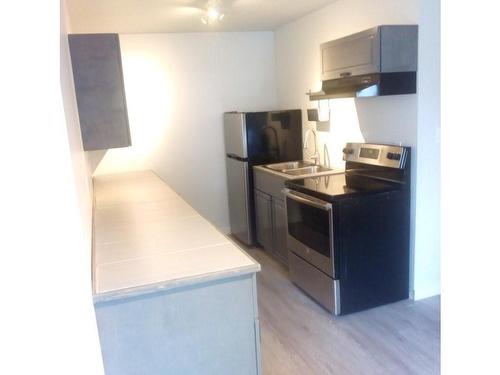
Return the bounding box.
[284,188,335,278]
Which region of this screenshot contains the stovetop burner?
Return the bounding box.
[285,143,411,202]
[285,172,403,202]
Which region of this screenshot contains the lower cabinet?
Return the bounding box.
[254,189,288,265]
[255,190,273,252]
[95,274,261,375]
[272,199,288,263]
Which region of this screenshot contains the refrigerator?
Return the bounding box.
[224,110,303,246]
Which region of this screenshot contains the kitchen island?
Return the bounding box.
[92,171,261,375]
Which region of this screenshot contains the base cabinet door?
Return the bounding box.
[272,199,288,264]
[255,190,273,252]
[95,274,261,375]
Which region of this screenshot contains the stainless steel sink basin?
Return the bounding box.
[282,165,333,176]
[263,161,334,176]
[264,161,314,172]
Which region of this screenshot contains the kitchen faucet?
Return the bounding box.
[323,143,331,168]
[303,128,320,165]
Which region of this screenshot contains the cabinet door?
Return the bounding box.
[321,27,380,80]
[68,34,131,151]
[254,190,273,252]
[272,199,288,264]
[379,25,418,72]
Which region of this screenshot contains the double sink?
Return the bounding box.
[264,161,334,176]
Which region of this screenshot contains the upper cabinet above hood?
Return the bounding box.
[309,25,418,100]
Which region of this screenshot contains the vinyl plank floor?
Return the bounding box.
[245,247,440,375]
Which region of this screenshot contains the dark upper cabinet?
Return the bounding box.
[68,34,131,151]
[321,25,418,81]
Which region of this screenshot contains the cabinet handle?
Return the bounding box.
[339,72,351,77]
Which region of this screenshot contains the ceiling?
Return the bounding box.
[65,0,338,34]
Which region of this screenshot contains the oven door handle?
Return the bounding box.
[283,189,332,211]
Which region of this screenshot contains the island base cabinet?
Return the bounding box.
[94,274,261,375]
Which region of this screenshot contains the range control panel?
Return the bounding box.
[342,143,409,169]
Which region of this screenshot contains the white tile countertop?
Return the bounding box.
[92,170,260,303]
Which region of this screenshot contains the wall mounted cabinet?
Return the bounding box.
[309,25,418,100]
[320,25,418,81]
[68,33,131,151]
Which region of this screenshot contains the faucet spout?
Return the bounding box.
[304,128,320,165]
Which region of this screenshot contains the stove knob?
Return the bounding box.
[387,152,401,160]
[343,148,354,155]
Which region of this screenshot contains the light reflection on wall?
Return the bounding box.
[318,98,365,169]
[93,50,172,175]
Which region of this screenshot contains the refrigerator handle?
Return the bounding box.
[227,153,248,162]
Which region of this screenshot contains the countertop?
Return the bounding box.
[92,170,260,303]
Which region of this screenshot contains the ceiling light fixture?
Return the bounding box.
[201,0,225,25]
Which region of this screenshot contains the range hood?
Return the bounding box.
[308,72,417,100]
[309,25,418,101]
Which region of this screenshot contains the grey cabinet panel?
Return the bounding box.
[95,274,260,375]
[272,199,288,263]
[253,169,287,201]
[255,189,273,252]
[321,25,418,81]
[380,26,418,72]
[253,168,291,266]
[69,34,131,151]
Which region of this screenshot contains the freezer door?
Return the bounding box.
[226,156,252,245]
[245,110,303,164]
[223,112,247,158]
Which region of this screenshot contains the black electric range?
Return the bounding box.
[283,143,411,315]
[285,172,404,202]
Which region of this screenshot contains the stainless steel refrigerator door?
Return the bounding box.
[224,112,247,158]
[226,156,252,245]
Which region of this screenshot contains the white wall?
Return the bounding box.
[414,0,440,299]
[274,0,440,299]
[95,32,277,232]
[59,0,105,371]
[0,0,103,373]
[60,0,94,244]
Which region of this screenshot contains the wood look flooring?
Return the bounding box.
[245,248,440,375]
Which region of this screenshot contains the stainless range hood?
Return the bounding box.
[308,72,417,100]
[309,25,418,101]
